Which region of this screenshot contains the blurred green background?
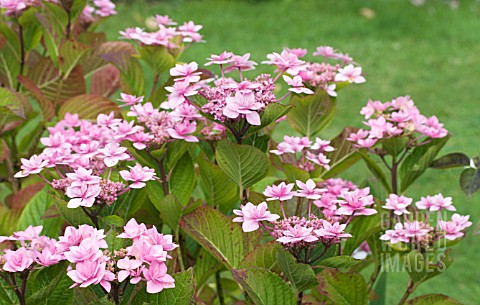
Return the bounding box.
[102,0,480,303]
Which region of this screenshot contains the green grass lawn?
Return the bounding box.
[103,0,480,303]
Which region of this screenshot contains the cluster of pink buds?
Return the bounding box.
[270,136,334,172]
[0,220,177,294]
[120,15,203,48]
[380,193,471,248]
[0,0,115,18]
[347,96,448,148]
[233,178,377,254]
[14,112,156,209]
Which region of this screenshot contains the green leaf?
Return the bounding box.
[240,241,280,270]
[198,159,239,210]
[277,249,319,292]
[381,137,408,157]
[243,133,270,153]
[157,194,182,232]
[0,88,31,131]
[26,262,73,305]
[343,213,382,256]
[119,57,145,96]
[459,168,480,196]
[232,268,296,305]
[169,152,195,206]
[82,41,134,75]
[180,206,245,269]
[70,0,90,20]
[0,277,17,304]
[26,54,86,105]
[59,40,91,77]
[284,163,310,183]
[90,64,121,98]
[18,8,43,51]
[430,153,470,169]
[407,294,462,305]
[359,151,392,193]
[17,186,63,237]
[138,45,176,75]
[317,269,368,305]
[286,91,336,137]
[17,76,55,121]
[215,140,269,193]
[317,256,363,269]
[248,103,293,134]
[194,248,223,289]
[49,192,94,226]
[146,268,195,305]
[58,94,121,119]
[101,215,124,227]
[404,250,453,285]
[399,136,449,192]
[105,229,126,253]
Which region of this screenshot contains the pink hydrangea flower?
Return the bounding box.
[312,46,335,58]
[120,163,155,189]
[283,75,314,94]
[224,53,257,73]
[429,194,455,212]
[142,261,175,293]
[451,213,472,229]
[264,182,296,201]
[167,121,199,142]
[334,64,365,84]
[205,51,233,66]
[336,188,376,216]
[380,223,409,244]
[155,15,176,26]
[306,152,330,170]
[170,62,202,83]
[66,167,101,187]
[223,91,263,125]
[63,237,104,263]
[263,49,306,75]
[403,221,431,239]
[315,221,351,239]
[382,194,412,215]
[2,247,34,272]
[165,81,198,108]
[11,225,43,241]
[56,225,107,253]
[143,226,178,252]
[117,257,143,283]
[295,179,323,200]
[67,259,115,292]
[117,218,148,241]
[35,247,62,267]
[311,138,334,152]
[276,225,318,244]
[232,202,280,232]
[0,0,27,16]
[98,143,130,167]
[14,154,49,178]
[65,183,101,208]
[438,220,465,241]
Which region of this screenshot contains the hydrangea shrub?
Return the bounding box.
[0,1,472,305]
